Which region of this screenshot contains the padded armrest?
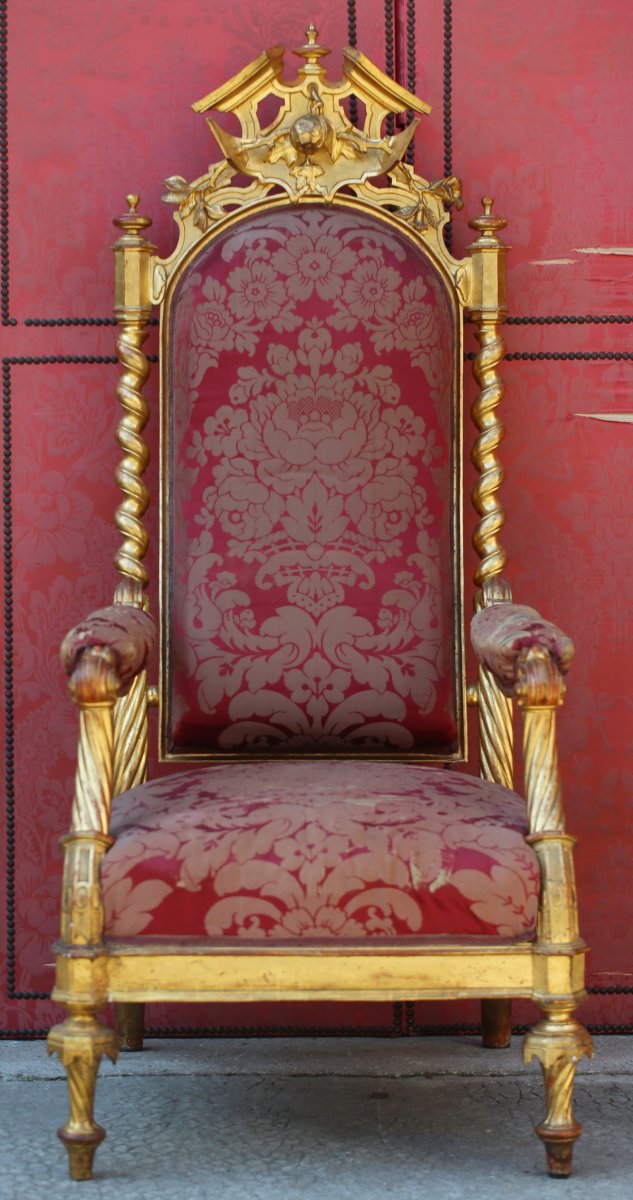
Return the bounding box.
[471,602,574,691]
[60,605,156,689]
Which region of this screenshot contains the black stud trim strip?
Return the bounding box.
[385,0,395,136]
[2,357,14,996]
[404,0,416,166]
[465,350,633,362]
[0,0,13,326]
[347,0,358,128]
[507,315,633,326]
[443,0,453,251]
[13,314,633,329]
[23,317,159,327]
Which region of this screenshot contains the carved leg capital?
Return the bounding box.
[523,1010,593,1177]
[48,1008,118,1181]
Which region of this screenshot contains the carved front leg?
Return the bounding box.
[523,1009,593,1176]
[48,1007,118,1181]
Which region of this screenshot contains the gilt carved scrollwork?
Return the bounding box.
[158,27,469,284]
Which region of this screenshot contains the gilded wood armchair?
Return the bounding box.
[48,28,592,1183]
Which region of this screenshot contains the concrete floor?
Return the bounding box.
[1,1036,630,1199]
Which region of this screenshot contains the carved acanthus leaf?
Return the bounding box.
[394,163,464,231]
[163,162,236,230]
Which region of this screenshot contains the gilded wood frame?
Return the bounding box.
[47,29,591,1184]
[158,194,466,761]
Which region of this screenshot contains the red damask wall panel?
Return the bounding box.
[2,0,632,1036]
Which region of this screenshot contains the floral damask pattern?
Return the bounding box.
[169,208,458,753]
[102,761,540,940]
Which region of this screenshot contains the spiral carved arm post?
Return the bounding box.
[516,646,592,1177]
[475,577,514,791]
[112,578,150,797]
[468,199,514,1048]
[468,197,509,589]
[111,198,155,797]
[113,195,155,590]
[468,197,512,786]
[111,200,156,1053]
[470,316,507,586]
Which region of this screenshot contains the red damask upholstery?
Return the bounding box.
[167,207,461,757]
[471,602,574,691]
[61,605,156,688]
[102,761,539,940]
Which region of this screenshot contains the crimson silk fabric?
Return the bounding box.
[102,761,539,941]
[167,207,460,756]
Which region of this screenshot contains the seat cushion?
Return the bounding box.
[103,761,539,941]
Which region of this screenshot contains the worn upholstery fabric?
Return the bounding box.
[102,761,539,941]
[167,207,460,756]
[60,605,156,687]
[471,602,574,689]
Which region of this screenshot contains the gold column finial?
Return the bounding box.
[469,195,507,240]
[113,194,152,237]
[293,23,331,76]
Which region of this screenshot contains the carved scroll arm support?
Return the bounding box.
[57,604,156,949]
[471,602,581,955]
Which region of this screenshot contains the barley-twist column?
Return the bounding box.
[469,198,513,1048]
[471,321,507,584]
[113,195,155,589]
[468,202,513,789]
[468,197,509,589]
[475,578,514,789]
[115,323,150,585]
[112,578,149,796]
[111,199,155,799]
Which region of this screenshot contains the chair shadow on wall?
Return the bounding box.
[47,26,592,1185]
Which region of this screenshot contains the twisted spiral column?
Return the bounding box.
[475,580,514,789]
[477,667,513,787]
[518,648,580,949]
[115,321,151,587]
[111,199,154,809]
[522,708,564,834]
[69,648,119,834]
[471,318,507,588]
[113,668,148,794]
